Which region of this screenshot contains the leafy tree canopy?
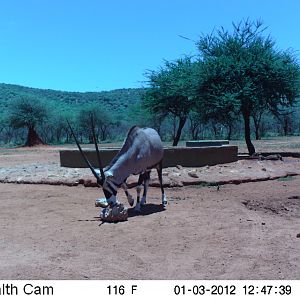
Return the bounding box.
[78,103,114,142]
[8,95,49,129]
[143,56,200,145]
[7,94,50,146]
[196,19,300,154]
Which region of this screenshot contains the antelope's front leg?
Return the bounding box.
[135,171,151,212]
[121,183,134,207]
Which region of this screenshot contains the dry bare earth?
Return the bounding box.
[0,143,300,279]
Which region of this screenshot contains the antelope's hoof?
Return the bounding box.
[140,196,147,207]
[134,203,141,213]
[127,195,134,207]
[162,195,167,208]
[95,198,109,208]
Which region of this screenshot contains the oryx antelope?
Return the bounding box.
[67,121,167,218]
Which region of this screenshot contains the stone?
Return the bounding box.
[188,171,199,178]
[100,203,128,222]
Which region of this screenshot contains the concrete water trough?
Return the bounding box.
[186,140,229,147]
[60,145,238,168]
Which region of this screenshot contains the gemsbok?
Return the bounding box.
[67,120,167,221]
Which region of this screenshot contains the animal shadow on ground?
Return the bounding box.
[127,203,165,218]
[77,204,165,223]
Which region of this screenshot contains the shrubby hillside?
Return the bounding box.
[0,83,144,116]
[0,83,149,145]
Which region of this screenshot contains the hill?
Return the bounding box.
[0,83,145,116]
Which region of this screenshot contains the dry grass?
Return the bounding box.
[230,136,300,153]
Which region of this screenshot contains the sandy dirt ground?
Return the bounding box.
[0,144,300,280]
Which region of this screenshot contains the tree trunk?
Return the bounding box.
[252,117,261,140]
[25,126,45,147]
[242,111,255,155]
[192,127,200,140]
[188,117,201,140]
[100,126,109,141]
[283,117,289,136]
[172,117,186,146]
[254,126,260,140]
[212,123,218,138]
[226,124,232,140]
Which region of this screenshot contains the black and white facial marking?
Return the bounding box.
[102,176,119,206]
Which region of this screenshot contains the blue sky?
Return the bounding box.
[0,0,300,92]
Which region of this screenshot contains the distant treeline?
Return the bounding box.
[0,82,300,147]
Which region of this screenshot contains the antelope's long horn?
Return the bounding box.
[66,119,103,186]
[90,115,105,182]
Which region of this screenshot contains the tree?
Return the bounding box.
[8,95,49,146]
[78,104,113,142]
[143,57,199,146]
[51,113,71,143]
[127,103,166,135]
[273,107,295,136]
[195,90,239,140]
[197,19,300,154]
[188,110,207,140]
[0,114,5,137]
[252,104,268,140]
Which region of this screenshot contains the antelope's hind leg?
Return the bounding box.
[157,161,167,208]
[140,171,151,207]
[134,184,142,212]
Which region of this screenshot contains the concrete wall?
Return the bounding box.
[186,140,229,147]
[60,145,238,168]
